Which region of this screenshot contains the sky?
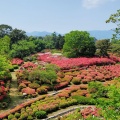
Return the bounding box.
[0,0,120,34]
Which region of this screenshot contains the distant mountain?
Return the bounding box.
[26,31,52,36]
[88,30,114,40]
[26,30,114,40]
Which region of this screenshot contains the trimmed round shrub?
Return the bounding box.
[18,83,26,91]
[19,112,28,120]
[72,78,81,85]
[11,118,17,120]
[35,110,47,119]
[14,112,21,118]
[27,115,33,120]
[21,107,26,112]
[28,83,40,89]
[36,87,48,94]
[8,114,14,120]
[59,102,69,108]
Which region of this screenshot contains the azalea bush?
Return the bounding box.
[37,53,116,69]
[11,58,23,65]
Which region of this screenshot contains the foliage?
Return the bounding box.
[0,36,11,58]
[27,64,57,85]
[28,83,40,89]
[39,69,57,85]
[10,40,36,58]
[106,9,120,40]
[0,24,12,38]
[36,87,48,94]
[28,68,41,81]
[88,81,107,98]
[10,28,27,44]
[95,39,110,56]
[96,84,120,119]
[33,39,45,52]
[0,55,12,80]
[8,114,14,120]
[23,55,37,62]
[43,32,65,49]
[109,40,120,55]
[35,110,47,119]
[72,96,96,105]
[63,30,96,57]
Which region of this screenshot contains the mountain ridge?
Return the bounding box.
[26,30,114,40]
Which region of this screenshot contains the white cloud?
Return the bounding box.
[82,0,117,9]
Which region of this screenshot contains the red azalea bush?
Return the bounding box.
[37,52,67,63]
[54,82,69,90]
[37,53,115,69]
[81,106,100,119]
[11,58,23,65]
[109,54,120,62]
[21,62,37,69]
[62,64,120,84]
[21,87,36,95]
[51,57,115,69]
[57,92,69,98]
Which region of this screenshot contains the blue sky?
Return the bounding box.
[0,0,120,33]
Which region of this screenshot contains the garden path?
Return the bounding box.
[9,71,22,107]
[0,71,28,113]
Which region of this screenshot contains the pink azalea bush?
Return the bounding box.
[11,58,23,65]
[37,53,115,69]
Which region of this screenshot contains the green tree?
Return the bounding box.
[106,9,120,40]
[0,55,11,79]
[43,35,54,49]
[95,39,110,56]
[88,81,107,98]
[0,24,12,38]
[63,30,96,57]
[10,40,36,58]
[0,36,11,57]
[10,28,27,44]
[33,39,45,52]
[109,40,120,55]
[55,34,65,49]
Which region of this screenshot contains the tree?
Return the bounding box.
[43,35,54,49]
[95,39,110,56]
[10,40,36,58]
[63,30,96,58]
[10,28,27,44]
[106,9,120,40]
[55,34,65,49]
[0,55,11,79]
[109,40,120,55]
[0,36,11,57]
[33,39,45,52]
[0,24,12,38]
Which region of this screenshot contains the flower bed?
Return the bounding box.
[0,95,77,119]
[0,95,46,119]
[37,53,116,69]
[57,64,120,84]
